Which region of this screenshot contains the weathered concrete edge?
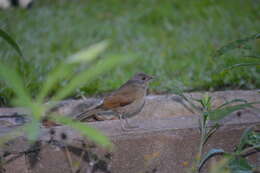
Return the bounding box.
[30,112,260,153]
[76,110,260,136]
[31,111,260,142]
[0,90,259,118]
[0,90,259,153]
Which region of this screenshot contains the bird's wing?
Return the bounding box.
[102,84,142,109]
[75,108,103,121]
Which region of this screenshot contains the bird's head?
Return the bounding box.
[132,72,154,84]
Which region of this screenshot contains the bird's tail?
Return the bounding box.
[74,108,103,121]
[73,99,105,121]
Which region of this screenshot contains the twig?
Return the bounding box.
[75,143,87,173]
[239,144,260,156]
[64,146,75,173]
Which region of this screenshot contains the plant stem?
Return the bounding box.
[197,112,209,173]
[238,144,260,156]
[197,118,206,172]
[199,133,207,160]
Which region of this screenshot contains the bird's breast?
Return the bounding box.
[117,97,145,119]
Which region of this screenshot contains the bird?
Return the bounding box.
[75,72,153,131]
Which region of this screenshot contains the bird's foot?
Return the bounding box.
[120,125,134,132]
[125,123,139,129]
[120,122,140,132]
[120,125,140,132]
[119,116,139,132]
[125,118,139,128]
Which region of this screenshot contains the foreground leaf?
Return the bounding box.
[0,63,31,105]
[37,64,75,102]
[52,53,134,101]
[0,28,23,56]
[24,119,41,141]
[67,40,109,63]
[37,41,109,102]
[51,116,113,148]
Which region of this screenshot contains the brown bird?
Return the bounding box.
[75,72,153,131]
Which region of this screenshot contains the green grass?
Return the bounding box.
[0,0,259,105]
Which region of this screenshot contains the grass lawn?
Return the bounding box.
[0,0,259,104]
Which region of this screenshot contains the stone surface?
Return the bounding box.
[110,125,254,173]
[0,90,259,173]
[2,114,260,173]
[1,90,260,125]
[4,155,28,173]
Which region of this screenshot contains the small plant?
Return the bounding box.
[0,28,136,148]
[199,34,260,172]
[172,33,260,173]
[199,125,260,173]
[172,88,260,173]
[0,28,140,172]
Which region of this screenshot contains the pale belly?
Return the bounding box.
[115,98,145,119]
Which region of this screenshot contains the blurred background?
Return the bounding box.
[0,0,259,104]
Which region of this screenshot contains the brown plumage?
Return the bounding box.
[75,72,153,130]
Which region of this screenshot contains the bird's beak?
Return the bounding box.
[148,75,154,81]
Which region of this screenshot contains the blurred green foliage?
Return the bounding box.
[199,126,260,173]
[0,0,259,105]
[172,89,260,173]
[0,28,134,148]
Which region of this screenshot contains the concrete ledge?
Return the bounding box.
[0,90,259,173]
[1,90,260,121]
[2,115,259,173]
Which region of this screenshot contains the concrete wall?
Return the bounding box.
[0,90,259,173]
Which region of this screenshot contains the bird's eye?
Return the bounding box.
[142,77,146,80]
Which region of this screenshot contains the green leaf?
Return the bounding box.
[36,63,75,102]
[198,148,225,171]
[0,63,31,105]
[0,28,23,56]
[213,33,260,58]
[228,157,253,173]
[67,40,109,63]
[200,93,212,111]
[216,99,248,109]
[52,53,134,101]
[37,41,109,102]
[208,102,260,121]
[24,119,41,141]
[50,116,113,148]
[242,131,260,147]
[223,63,260,71]
[236,127,254,152]
[240,54,260,59]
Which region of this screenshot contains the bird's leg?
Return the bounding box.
[119,114,127,131]
[119,114,133,131]
[119,114,139,131]
[125,118,139,129]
